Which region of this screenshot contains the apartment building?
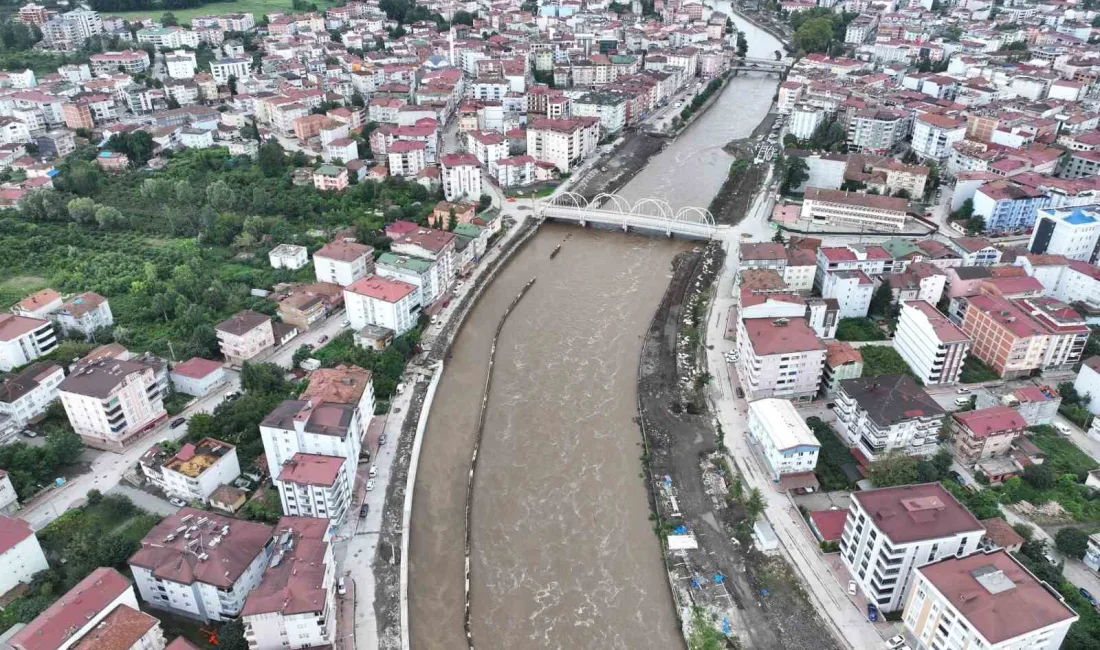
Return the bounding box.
[821,341,863,398]
[375,253,440,307]
[312,165,348,191]
[56,292,113,338]
[89,50,150,75]
[313,241,374,287]
[68,601,164,650]
[440,153,482,201]
[835,375,946,460]
[801,188,909,232]
[1028,206,1100,262]
[130,509,274,622]
[961,294,1087,378]
[160,438,240,504]
[973,181,1051,233]
[0,471,17,514]
[268,244,308,271]
[911,113,966,161]
[388,224,457,292]
[0,313,57,371]
[275,453,351,522]
[215,311,275,366]
[13,288,62,319]
[210,58,250,84]
[821,270,874,319]
[0,361,63,439]
[747,398,820,482]
[951,406,1027,464]
[59,358,167,452]
[169,357,224,397]
[902,550,1077,650]
[735,317,827,402]
[894,301,971,386]
[841,483,984,613]
[949,237,1002,266]
[242,518,335,650]
[387,140,427,177]
[11,568,137,650]
[136,26,199,49]
[847,108,908,154]
[0,516,48,597]
[526,116,600,172]
[344,275,420,337]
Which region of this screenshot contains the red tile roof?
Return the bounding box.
[903,300,969,343]
[11,568,132,650]
[742,317,825,356]
[278,453,343,487]
[0,514,34,555]
[0,313,48,342]
[71,605,158,650]
[954,406,1026,439]
[241,517,330,617]
[919,550,1077,644]
[809,509,847,542]
[346,275,417,303]
[315,240,372,263]
[853,483,984,545]
[170,357,222,379]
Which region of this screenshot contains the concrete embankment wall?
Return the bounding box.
[397,217,542,650]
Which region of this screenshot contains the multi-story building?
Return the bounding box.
[169,357,224,397]
[12,289,61,319]
[949,237,1002,266]
[130,509,274,622]
[789,103,825,140]
[312,165,348,191]
[0,515,48,597]
[911,113,966,161]
[841,483,984,612]
[11,568,139,650]
[821,341,863,398]
[747,398,820,482]
[894,301,970,386]
[58,357,167,452]
[847,108,908,153]
[0,471,18,514]
[0,362,64,440]
[834,374,946,460]
[526,116,600,172]
[160,438,241,504]
[165,50,197,79]
[735,317,827,402]
[973,180,1051,233]
[136,26,199,49]
[0,313,57,371]
[210,58,251,85]
[241,517,335,650]
[572,91,628,133]
[344,275,420,336]
[313,241,374,287]
[268,244,308,270]
[961,294,1088,378]
[1073,356,1100,415]
[215,310,275,366]
[18,3,49,26]
[951,406,1027,463]
[902,550,1077,650]
[43,9,103,48]
[89,50,150,75]
[821,270,874,318]
[68,600,165,650]
[388,223,457,291]
[56,292,113,338]
[440,153,482,201]
[375,253,440,307]
[387,140,427,177]
[1028,205,1100,262]
[275,453,352,522]
[801,188,909,232]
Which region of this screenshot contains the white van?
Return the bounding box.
[954,397,972,406]
[369,465,378,478]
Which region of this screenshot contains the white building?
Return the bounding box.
[0,313,57,372]
[169,357,225,397]
[1028,206,1100,262]
[735,317,827,402]
[275,453,351,522]
[375,253,441,307]
[13,288,62,319]
[56,292,113,338]
[0,471,17,514]
[10,567,138,650]
[0,515,47,596]
[1074,356,1100,415]
[268,244,309,270]
[165,50,197,79]
[440,153,483,202]
[801,188,909,232]
[59,357,167,452]
[130,508,274,622]
[526,116,600,172]
[821,270,874,319]
[241,518,335,650]
[903,550,1078,650]
[747,398,820,481]
[214,310,274,366]
[0,361,64,440]
[313,241,374,287]
[841,483,984,613]
[388,226,457,295]
[894,301,971,386]
[788,103,825,140]
[160,438,241,504]
[210,58,251,85]
[344,275,420,337]
[387,140,427,178]
[834,374,946,460]
[911,113,966,161]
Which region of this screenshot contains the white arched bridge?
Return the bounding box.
[539,192,718,239]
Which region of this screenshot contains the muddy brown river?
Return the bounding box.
[407,11,783,649]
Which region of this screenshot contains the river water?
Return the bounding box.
[406,12,783,650]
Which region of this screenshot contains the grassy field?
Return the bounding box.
[111,0,340,22]
[0,274,48,309]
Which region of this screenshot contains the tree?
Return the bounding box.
[452,10,475,25]
[447,207,457,231]
[240,362,290,395]
[67,197,97,224]
[781,156,808,193]
[161,12,178,26]
[950,198,974,221]
[1022,463,1055,489]
[478,194,492,212]
[292,345,312,368]
[869,279,893,318]
[743,487,766,524]
[965,214,986,235]
[868,451,919,487]
[736,31,749,57]
[106,130,154,167]
[1055,527,1089,560]
[184,324,219,359]
[206,180,237,211]
[217,619,250,650]
[94,205,124,229]
[227,74,238,96]
[793,16,835,53]
[258,141,287,177]
[772,228,785,244]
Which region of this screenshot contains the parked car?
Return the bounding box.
[735,387,745,399]
[369,465,378,478]
[949,471,965,485]
[867,604,878,622]
[1056,423,1073,436]
[338,577,347,595]
[847,580,857,596]
[1080,588,1097,607]
[366,479,376,491]
[379,434,387,446]
[885,635,905,649]
[341,319,350,327]
[169,498,187,508]
[318,335,329,344]
[170,417,186,428]
[22,429,37,438]
[360,504,369,518]
[954,397,972,406]
[956,387,970,394]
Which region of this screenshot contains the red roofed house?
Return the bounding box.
[0,313,58,372]
[70,601,164,650]
[276,453,347,520]
[242,517,335,650]
[808,509,847,543]
[841,483,985,612]
[312,240,374,288]
[951,406,1027,463]
[0,515,47,597]
[344,275,420,336]
[389,224,458,290]
[902,550,1077,649]
[129,508,275,622]
[735,317,827,402]
[440,152,482,201]
[13,288,62,319]
[169,357,226,396]
[10,568,137,650]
